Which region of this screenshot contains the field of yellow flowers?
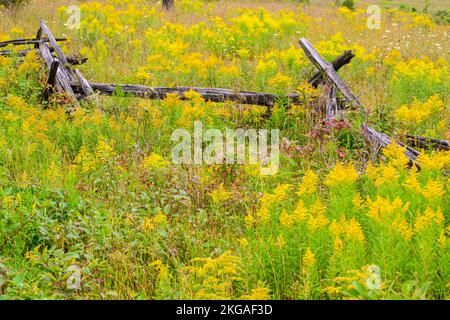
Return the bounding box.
[0,0,449,300]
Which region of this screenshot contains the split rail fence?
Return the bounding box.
[1,19,448,168]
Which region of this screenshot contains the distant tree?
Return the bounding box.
[162,0,174,10]
[0,0,29,7]
[340,0,355,11]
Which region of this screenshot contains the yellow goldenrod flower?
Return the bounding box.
[352,193,364,210]
[280,209,294,228]
[345,218,365,243]
[421,179,445,201]
[297,170,318,196]
[142,153,168,171]
[293,200,308,222]
[209,183,232,204]
[302,247,316,271]
[238,237,249,248]
[324,162,358,187]
[240,287,270,300]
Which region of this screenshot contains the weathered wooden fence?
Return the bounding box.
[1,20,448,167]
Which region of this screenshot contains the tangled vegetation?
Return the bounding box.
[0,0,448,300]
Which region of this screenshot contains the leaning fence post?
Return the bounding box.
[42,58,60,102]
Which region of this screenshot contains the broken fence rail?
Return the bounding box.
[0,48,88,65]
[0,36,66,48]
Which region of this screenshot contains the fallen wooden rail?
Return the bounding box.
[405,134,449,151]
[0,37,66,48]
[0,48,88,65]
[70,82,304,107]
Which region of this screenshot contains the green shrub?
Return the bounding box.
[340,0,355,11]
[0,0,29,7]
[434,10,450,25]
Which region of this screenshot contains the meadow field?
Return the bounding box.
[0,0,448,300]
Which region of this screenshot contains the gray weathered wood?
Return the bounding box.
[38,42,79,105]
[69,81,306,107]
[47,59,59,87]
[300,38,362,109]
[0,48,87,65]
[323,82,339,119]
[405,134,449,151]
[43,58,60,101]
[308,50,355,88]
[74,69,94,97]
[39,19,76,79]
[0,37,66,48]
[361,124,420,168]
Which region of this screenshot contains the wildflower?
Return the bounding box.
[95,139,115,160]
[296,81,317,96]
[392,218,413,241]
[352,193,364,210]
[395,96,444,125]
[150,260,169,280]
[280,209,294,228]
[334,237,343,251]
[297,170,318,196]
[421,179,445,200]
[273,183,292,200]
[141,217,155,232]
[73,146,97,173]
[183,89,204,103]
[403,172,421,193]
[384,49,402,65]
[153,210,167,225]
[6,95,29,112]
[244,213,255,229]
[0,56,10,68]
[293,200,308,222]
[323,286,340,295]
[437,232,447,247]
[142,153,168,171]
[414,207,443,232]
[324,162,358,187]
[309,198,326,215]
[366,196,405,222]
[374,165,398,186]
[18,50,40,74]
[308,213,328,232]
[209,183,232,204]
[383,142,408,168]
[238,238,249,248]
[268,72,292,92]
[418,151,450,171]
[345,218,365,242]
[240,287,270,300]
[365,162,379,181]
[302,247,316,271]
